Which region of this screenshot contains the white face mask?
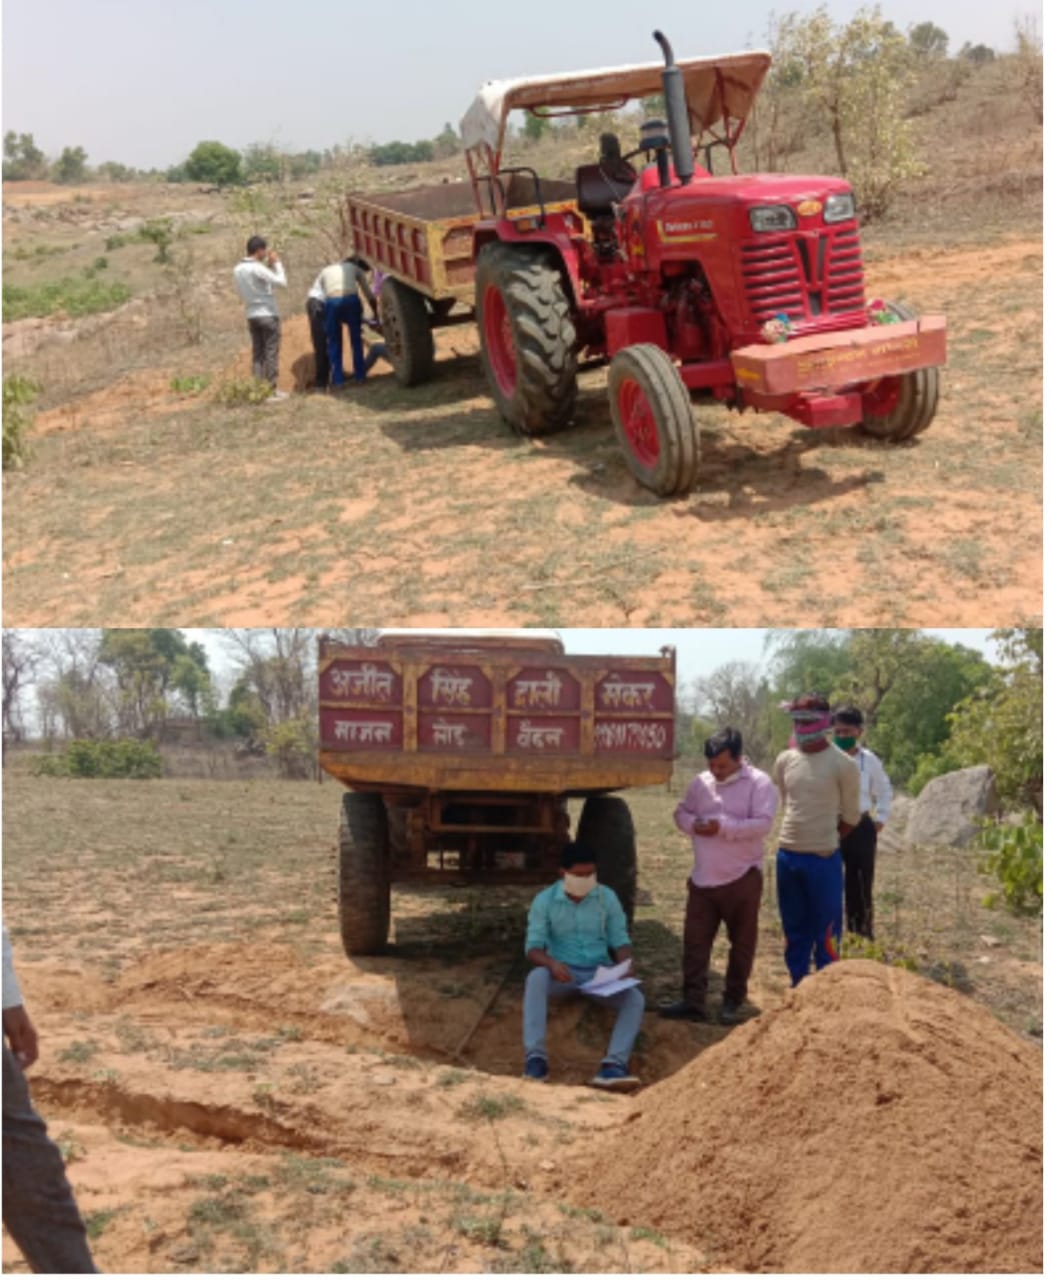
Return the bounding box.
[714,767,742,786]
[563,872,597,898]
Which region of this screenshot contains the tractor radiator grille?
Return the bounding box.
[740,227,865,325]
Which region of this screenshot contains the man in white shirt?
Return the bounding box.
[832,705,894,939]
[233,234,287,396]
[3,924,97,1272]
[319,256,379,386]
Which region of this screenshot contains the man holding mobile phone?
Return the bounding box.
[662,728,778,1025]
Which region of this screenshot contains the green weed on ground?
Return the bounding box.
[2,276,131,322]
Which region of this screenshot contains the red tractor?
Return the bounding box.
[459,31,946,495]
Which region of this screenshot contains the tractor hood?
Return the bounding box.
[461,50,771,163]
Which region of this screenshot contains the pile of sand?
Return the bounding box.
[571,960,1041,1273]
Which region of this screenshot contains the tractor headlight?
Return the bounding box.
[824,193,856,224]
[749,205,796,233]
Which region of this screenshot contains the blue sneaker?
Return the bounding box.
[522,1055,549,1082]
[590,1062,640,1092]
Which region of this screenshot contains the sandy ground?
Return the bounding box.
[2,231,1041,628]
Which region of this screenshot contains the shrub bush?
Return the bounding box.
[3,374,39,470]
[978,815,1043,915]
[31,739,163,780]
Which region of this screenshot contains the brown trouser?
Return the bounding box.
[2,1045,97,1272]
[683,866,762,1007]
[248,315,281,386]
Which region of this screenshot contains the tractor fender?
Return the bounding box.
[472,221,584,310]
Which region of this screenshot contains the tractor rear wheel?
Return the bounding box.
[576,796,638,927]
[475,243,577,436]
[608,344,701,496]
[858,302,939,442]
[380,278,435,387]
[338,792,391,957]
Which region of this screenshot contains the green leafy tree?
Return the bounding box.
[959,42,996,65]
[97,629,212,738]
[769,6,922,219]
[522,113,550,143]
[96,160,136,182]
[184,140,243,187]
[243,143,282,184]
[369,139,435,166]
[52,145,88,184]
[921,629,1043,813]
[2,131,46,180]
[908,21,949,58]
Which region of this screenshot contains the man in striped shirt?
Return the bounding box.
[832,705,894,939]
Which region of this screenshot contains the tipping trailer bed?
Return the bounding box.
[345,174,578,306]
[317,634,676,797]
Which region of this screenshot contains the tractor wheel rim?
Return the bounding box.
[484,286,516,396]
[862,375,902,419]
[619,378,660,467]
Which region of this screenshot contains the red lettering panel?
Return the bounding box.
[418,712,493,753]
[418,665,492,709]
[594,717,672,756]
[320,707,403,751]
[506,715,581,755]
[596,670,674,714]
[506,667,581,712]
[323,660,401,705]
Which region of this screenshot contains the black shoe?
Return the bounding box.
[658,999,708,1022]
[719,1000,746,1026]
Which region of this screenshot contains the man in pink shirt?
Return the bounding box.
[661,728,778,1025]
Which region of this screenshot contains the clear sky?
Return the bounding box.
[2,0,1027,170]
[185,628,999,693]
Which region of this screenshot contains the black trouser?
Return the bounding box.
[840,813,877,938]
[2,1046,97,1272]
[248,316,281,386]
[306,297,330,387]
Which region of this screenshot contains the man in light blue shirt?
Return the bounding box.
[522,841,644,1091]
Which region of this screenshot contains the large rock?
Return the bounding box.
[906,765,998,848]
[878,792,913,855]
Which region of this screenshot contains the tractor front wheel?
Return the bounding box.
[858,302,939,442]
[380,278,435,387]
[608,344,701,496]
[338,792,391,957]
[475,243,577,436]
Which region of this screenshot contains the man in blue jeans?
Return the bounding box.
[522,841,644,1091]
[319,255,380,386]
[772,694,861,986]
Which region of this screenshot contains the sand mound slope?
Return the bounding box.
[572,960,1041,1273]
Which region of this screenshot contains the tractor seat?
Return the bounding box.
[575,161,637,220]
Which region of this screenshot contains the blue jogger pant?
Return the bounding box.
[776,848,843,986]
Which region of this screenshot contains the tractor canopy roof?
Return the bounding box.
[460,50,771,160]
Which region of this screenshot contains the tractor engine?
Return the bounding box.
[661,268,727,366]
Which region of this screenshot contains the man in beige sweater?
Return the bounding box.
[773,694,861,985]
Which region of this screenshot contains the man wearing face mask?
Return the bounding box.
[662,728,778,1026]
[773,694,862,986]
[832,705,893,939]
[522,841,644,1091]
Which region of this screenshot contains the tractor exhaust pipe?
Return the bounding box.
[653,30,695,186]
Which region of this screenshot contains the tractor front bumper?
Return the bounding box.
[731,314,947,401]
